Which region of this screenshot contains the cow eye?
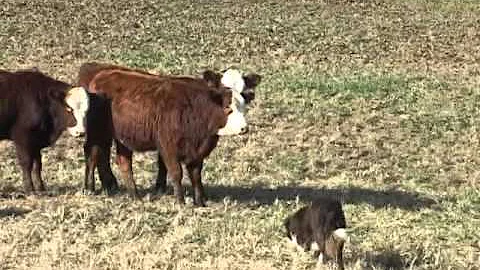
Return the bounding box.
[66,106,73,113]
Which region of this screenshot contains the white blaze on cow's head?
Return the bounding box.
[65,86,89,137]
[220,68,262,113]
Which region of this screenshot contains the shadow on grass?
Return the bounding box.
[352,248,412,270]
[352,245,427,270]
[0,182,440,211]
[204,184,439,210]
[0,207,31,218]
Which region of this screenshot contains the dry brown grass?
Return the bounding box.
[1,0,479,269]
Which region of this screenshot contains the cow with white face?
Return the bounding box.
[78,62,262,201]
[0,69,89,193]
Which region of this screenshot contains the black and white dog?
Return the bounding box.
[284,197,349,270]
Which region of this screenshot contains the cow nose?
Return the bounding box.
[240,126,248,134]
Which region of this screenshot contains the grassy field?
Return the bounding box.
[1,0,479,269]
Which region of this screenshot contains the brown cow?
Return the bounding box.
[0,68,89,193]
[83,68,246,205]
[78,63,261,199]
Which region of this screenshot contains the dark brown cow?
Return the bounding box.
[0,69,89,193]
[83,68,244,205]
[78,63,261,200]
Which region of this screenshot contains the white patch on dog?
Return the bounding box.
[317,252,324,263]
[288,234,305,252]
[291,234,298,245]
[311,241,319,251]
[333,228,349,242]
[65,87,89,137]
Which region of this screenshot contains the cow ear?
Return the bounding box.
[202,70,222,88]
[243,73,262,89]
[241,89,255,104]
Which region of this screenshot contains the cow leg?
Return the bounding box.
[97,146,119,194]
[115,141,138,198]
[335,241,345,270]
[83,144,98,193]
[31,149,45,192]
[313,232,327,264]
[186,161,206,207]
[162,156,184,205]
[153,152,167,195]
[14,142,34,193]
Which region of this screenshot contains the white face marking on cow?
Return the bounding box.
[217,109,248,136]
[221,69,246,94]
[221,69,247,113]
[215,69,250,136]
[332,228,349,242]
[65,87,89,137]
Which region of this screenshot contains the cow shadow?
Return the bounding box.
[0,207,31,218]
[203,184,440,210]
[0,182,440,211]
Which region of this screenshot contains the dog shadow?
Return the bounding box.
[352,247,421,270]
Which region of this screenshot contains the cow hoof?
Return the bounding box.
[103,188,119,196]
[33,190,49,196]
[193,198,207,207]
[126,192,141,200]
[23,187,34,195]
[129,195,141,200]
[175,197,186,205]
[36,185,46,192]
[144,192,165,202]
[150,186,168,196]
